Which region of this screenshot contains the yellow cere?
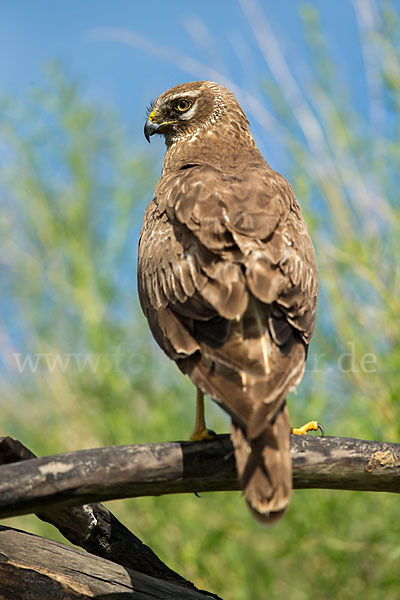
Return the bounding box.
[148,110,156,123]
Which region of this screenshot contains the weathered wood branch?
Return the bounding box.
[0,436,220,598]
[0,525,220,599]
[1,434,399,522]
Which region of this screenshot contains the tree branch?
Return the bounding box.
[0,525,221,599]
[0,436,221,599]
[0,434,399,522]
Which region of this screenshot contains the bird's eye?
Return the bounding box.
[175,99,191,112]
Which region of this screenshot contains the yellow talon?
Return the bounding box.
[190,427,217,442]
[291,420,324,436]
[190,389,217,442]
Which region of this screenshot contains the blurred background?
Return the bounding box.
[1,1,400,598]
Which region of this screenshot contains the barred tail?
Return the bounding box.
[231,402,291,525]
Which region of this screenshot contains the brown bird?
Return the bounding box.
[138,81,318,524]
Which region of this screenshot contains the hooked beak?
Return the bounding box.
[144,120,161,143]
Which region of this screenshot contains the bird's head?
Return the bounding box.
[144,81,247,147]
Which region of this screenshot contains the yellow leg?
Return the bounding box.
[291,420,324,436]
[189,389,216,442]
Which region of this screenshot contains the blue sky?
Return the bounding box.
[1,0,366,170]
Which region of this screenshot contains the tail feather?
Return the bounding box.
[231,402,291,525]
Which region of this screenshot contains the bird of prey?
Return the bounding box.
[139,81,318,524]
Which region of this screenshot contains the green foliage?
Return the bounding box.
[2,6,400,597]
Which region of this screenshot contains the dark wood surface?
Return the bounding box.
[0,525,220,599]
[1,433,399,599]
[1,434,399,521]
[0,436,221,599]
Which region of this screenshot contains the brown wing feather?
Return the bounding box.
[137,162,318,523]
